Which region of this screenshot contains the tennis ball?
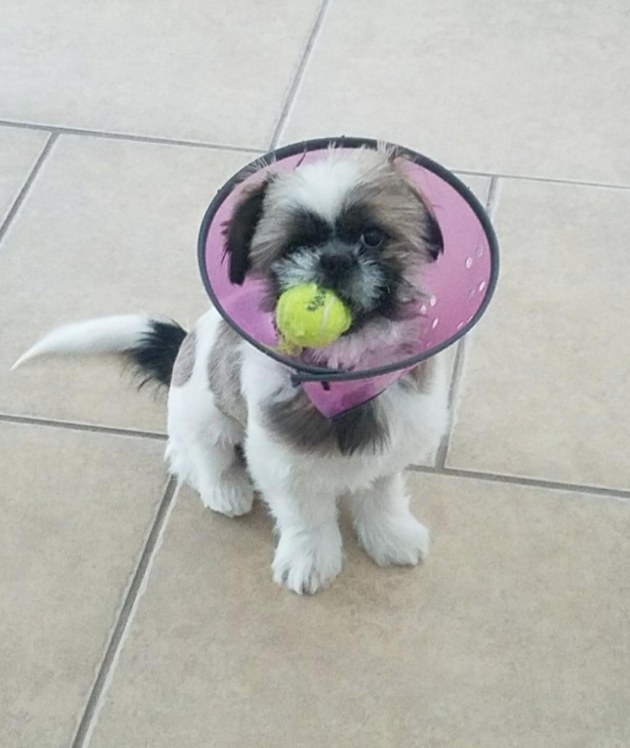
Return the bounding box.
[275,284,352,350]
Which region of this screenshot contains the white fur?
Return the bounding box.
[11,314,158,369]
[347,474,430,566]
[269,152,365,223]
[167,306,449,594]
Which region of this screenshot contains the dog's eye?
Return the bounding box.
[361,227,385,249]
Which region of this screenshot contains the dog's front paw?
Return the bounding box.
[356,513,429,567]
[272,525,343,595]
[200,477,254,518]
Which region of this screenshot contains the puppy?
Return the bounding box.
[15,146,450,594]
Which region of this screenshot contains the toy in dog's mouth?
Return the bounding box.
[274,284,353,354]
[198,136,499,417]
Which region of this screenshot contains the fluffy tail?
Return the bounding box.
[12,314,187,387]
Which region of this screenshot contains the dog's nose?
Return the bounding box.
[320,253,354,275]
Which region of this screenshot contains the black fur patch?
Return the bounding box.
[264,390,389,456]
[126,320,187,388]
[370,261,404,318]
[333,402,389,455]
[224,180,270,285]
[234,443,247,468]
[284,209,332,252]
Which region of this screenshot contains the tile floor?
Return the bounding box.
[1,1,628,746]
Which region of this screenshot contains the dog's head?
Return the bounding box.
[224,146,443,365]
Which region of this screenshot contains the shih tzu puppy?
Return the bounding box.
[15,146,450,594]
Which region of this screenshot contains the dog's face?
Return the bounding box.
[224,147,443,361]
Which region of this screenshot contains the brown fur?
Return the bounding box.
[207,322,248,426]
[343,160,436,264]
[171,329,197,387]
[263,388,389,456]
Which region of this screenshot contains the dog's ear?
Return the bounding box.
[391,155,444,261]
[408,183,443,261]
[224,179,270,285]
[424,209,444,261]
[405,185,444,261]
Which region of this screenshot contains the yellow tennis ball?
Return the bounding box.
[275,284,352,349]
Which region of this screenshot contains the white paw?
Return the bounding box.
[200,477,254,517]
[356,513,430,567]
[272,525,343,595]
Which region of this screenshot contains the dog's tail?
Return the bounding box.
[12,314,188,388]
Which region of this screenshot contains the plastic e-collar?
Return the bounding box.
[198,136,499,418]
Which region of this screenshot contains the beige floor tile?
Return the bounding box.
[0,1,320,148]
[284,0,630,184]
[0,421,167,747]
[0,126,49,226]
[88,473,630,748]
[0,136,255,431]
[448,179,630,489]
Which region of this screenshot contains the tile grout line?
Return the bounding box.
[434,337,467,469]
[0,119,262,155]
[3,118,629,192]
[6,409,630,502]
[0,131,58,244]
[485,175,503,221]
[0,412,166,441]
[408,463,630,503]
[449,167,630,192]
[434,176,500,470]
[71,478,179,748]
[268,0,331,148]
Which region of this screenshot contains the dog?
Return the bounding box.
[14,146,450,594]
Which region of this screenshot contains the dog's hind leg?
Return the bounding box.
[166,312,254,517]
[167,396,253,517]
